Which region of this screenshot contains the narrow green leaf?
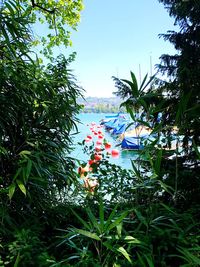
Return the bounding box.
[104,204,119,230]
[73,228,101,241]
[124,236,141,244]
[26,159,32,179]
[16,179,26,196]
[116,246,132,263]
[134,209,148,227]
[116,222,122,238]
[8,183,16,200]
[144,254,155,267]
[99,198,105,230]
[19,150,31,156]
[154,149,162,175]
[139,73,148,91]
[141,74,156,93]
[177,247,200,265]
[130,71,139,94]
[107,211,128,231]
[70,209,91,230]
[14,253,20,267]
[137,252,146,267]
[86,207,100,232]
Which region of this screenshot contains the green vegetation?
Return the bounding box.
[0,0,200,266]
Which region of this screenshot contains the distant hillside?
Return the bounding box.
[77,97,124,113]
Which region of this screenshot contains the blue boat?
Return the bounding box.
[104,118,119,130]
[112,123,127,135]
[121,135,149,150]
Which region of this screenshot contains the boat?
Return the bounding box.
[121,134,149,150]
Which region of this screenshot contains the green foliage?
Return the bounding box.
[0,0,84,57]
[157,0,200,151]
[1,0,200,266]
[58,202,136,266]
[0,0,84,265]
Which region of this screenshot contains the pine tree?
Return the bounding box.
[157,0,200,150]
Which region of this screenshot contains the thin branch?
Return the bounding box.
[31,0,55,14]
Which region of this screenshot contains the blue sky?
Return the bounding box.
[56,0,177,97]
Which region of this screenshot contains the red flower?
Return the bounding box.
[111,149,120,158]
[104,142,112,150]
[88,159,96,165]
[94,154,102,161]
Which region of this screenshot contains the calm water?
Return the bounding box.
[71,113,140,170]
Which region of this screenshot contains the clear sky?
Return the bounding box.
[57,0,177,97]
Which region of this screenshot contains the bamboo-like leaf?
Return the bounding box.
[70,209,91,230]
[177,247,200,265]
[72,228,101,241]
[86,207,100,232]
[139,73,148,91]
[158,180,174,195]
[137,252,146,267]
[121,79,139,97]
[134,209,148,227]
[116,222,122,237]
[130,71,139,93]
[14,253,20,267]
[193,140,200,159]
[144,254,155,267]
[8,183,16,200]
[16,179,26,196]
[116,246,132,263]
[104,204,119,230]
[107,211,128,231]
[26,159,32,179]
[99,198,105,230]
[19,150,31,156]
[141,74,156,93]
[131,160,142,179]
[154,149,162,175]
[124,236,141,244]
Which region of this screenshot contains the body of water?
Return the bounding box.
[71,113,140,170]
